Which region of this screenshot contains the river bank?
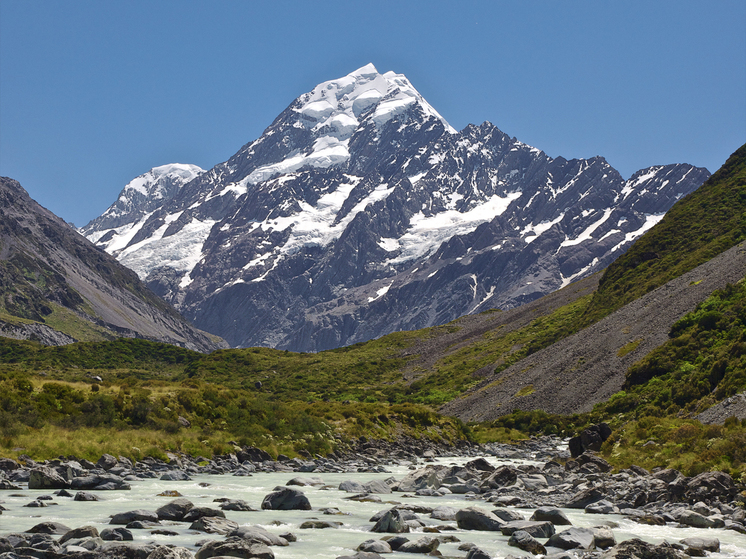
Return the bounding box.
[0,437,743,558]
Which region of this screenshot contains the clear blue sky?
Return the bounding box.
[1,0,744,227]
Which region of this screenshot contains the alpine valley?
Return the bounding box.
[82,64,710,351]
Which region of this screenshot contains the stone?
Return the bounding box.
[261,487,311,510]
[156,498,194,521]
[339,480,366,493]
[397,535,439,553]
[465,457,495,472]
[110,509,159,525]
[546,527,597,550]
[182,506,226,521]
[508,529,546,555]
[231,526,290,546]
[530,507,571,525]
[455,507,505,531]
[28,466,70,490]
[685,470,738,501]
[593,527,616,549]
[493,508,525,522]
[299,520,342,529]
[430,506,457,521]
[585,499,616,514]
[363,479,392,494]
[71,473,131,490]
[680,537,720,555]
[220,499,256,511]
[600,538,689,559]
[100,527,133,541]
[25,521,71,535]
[160,470,191,481]
[357,540,392,553]
[97,454,118,470]
[480,465,519,490]
[500,520,555,539]
[74,491,101,501]
[371,509,410,533]
[466,547,492,559]
[190,516,239,534]
[678,510,721,528]
[195,536,274,559]
[60,525,100,544]
[147,546,195,559]
[565,487,604,509]
[287,476,324,487]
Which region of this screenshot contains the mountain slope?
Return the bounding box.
[82,64,710,351]
[0,177,226,352]
[441,143,746,420]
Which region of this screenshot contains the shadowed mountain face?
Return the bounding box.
[82,64,710,351]
[0,176,225,352]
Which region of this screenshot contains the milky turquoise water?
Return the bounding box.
[1,456,744,558]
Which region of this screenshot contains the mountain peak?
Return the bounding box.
[296,63,455,136]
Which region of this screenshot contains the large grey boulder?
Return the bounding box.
[147,547,194,559]
[339,480,366,493]
[678,510,724,528]
[565,487,604,509]
[680,537,720,554]
[97,454,118,470]
[500,520,555,539]
[231,526,289,546]
[189,516,239,535]
[110,510,159,525]
[370,509,410,533]
[99,527,133,541]
[59,526,99,544]
[261,487,311,510]
[396,465,449,492]
[600,538,689,559]
[357,540,392,553]
[28,467,70,490]
[156,498,194,521]
[26,521,71,534]
[71,474,130,490]
[685,470,737,501]
[546,527,597,550]
[508,529,546,555]
[195,536,274,559]
[397,536,439,554]
[182,507,225,521]
[455,507,504,531]
[430,505,458,521]
[480,465,519,490]
[530,507,571,525]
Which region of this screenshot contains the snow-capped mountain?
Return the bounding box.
[82,64,710,351]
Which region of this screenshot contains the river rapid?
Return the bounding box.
[1,455,744,558]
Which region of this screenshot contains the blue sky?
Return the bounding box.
[1,1,744,227]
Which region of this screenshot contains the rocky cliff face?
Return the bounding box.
[82,64,710,351]
[0,176,225,352]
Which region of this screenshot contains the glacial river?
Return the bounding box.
[1,456,744,558]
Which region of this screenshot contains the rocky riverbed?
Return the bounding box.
[0,436,743,558]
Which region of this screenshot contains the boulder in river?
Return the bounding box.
[370,509,410,533]
[261,487,311,510]
[195,536,274,559]
[455,507,504,531]
[28,466,70,490]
